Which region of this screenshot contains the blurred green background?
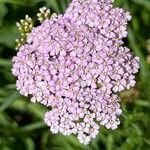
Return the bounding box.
[0,0,150,150]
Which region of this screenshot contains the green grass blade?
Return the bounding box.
[128,28,149,80]
[0,59,11,67]
[132,0,150,10]
[25,138,35,150]
[20,121,45,132]
[0,0,42,6]
[0,91,20,112]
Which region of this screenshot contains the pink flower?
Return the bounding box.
[12,0,140,145]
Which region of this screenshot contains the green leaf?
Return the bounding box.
[4,84,16,89]
[0,3,7,27]
[106,135,114,150]
[135,100,150,108]
[0,113,11,126]
[0,91,20,112]
[0,59,11,67]
[46,0,62,13]
[143,138,150,146]
[20,121,45,132]
[25,138,35,150]
[128,28,149,80]
[0,25,19,48]
[132,0,150,10]
[46,134,91,150]
[27,103,47,119]
[64,0,70,7]
[0,88,7,96]
[60,0,68,12]
[0,0,42,6]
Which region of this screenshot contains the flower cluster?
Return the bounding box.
[16,15,33,50]
[12,0,140,144]
[37,7,51,23]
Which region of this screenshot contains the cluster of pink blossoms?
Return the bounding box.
[12,0,140,144]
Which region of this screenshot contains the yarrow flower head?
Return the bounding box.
[12,0,140,145]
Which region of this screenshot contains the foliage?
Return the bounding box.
[0,0,150,149]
